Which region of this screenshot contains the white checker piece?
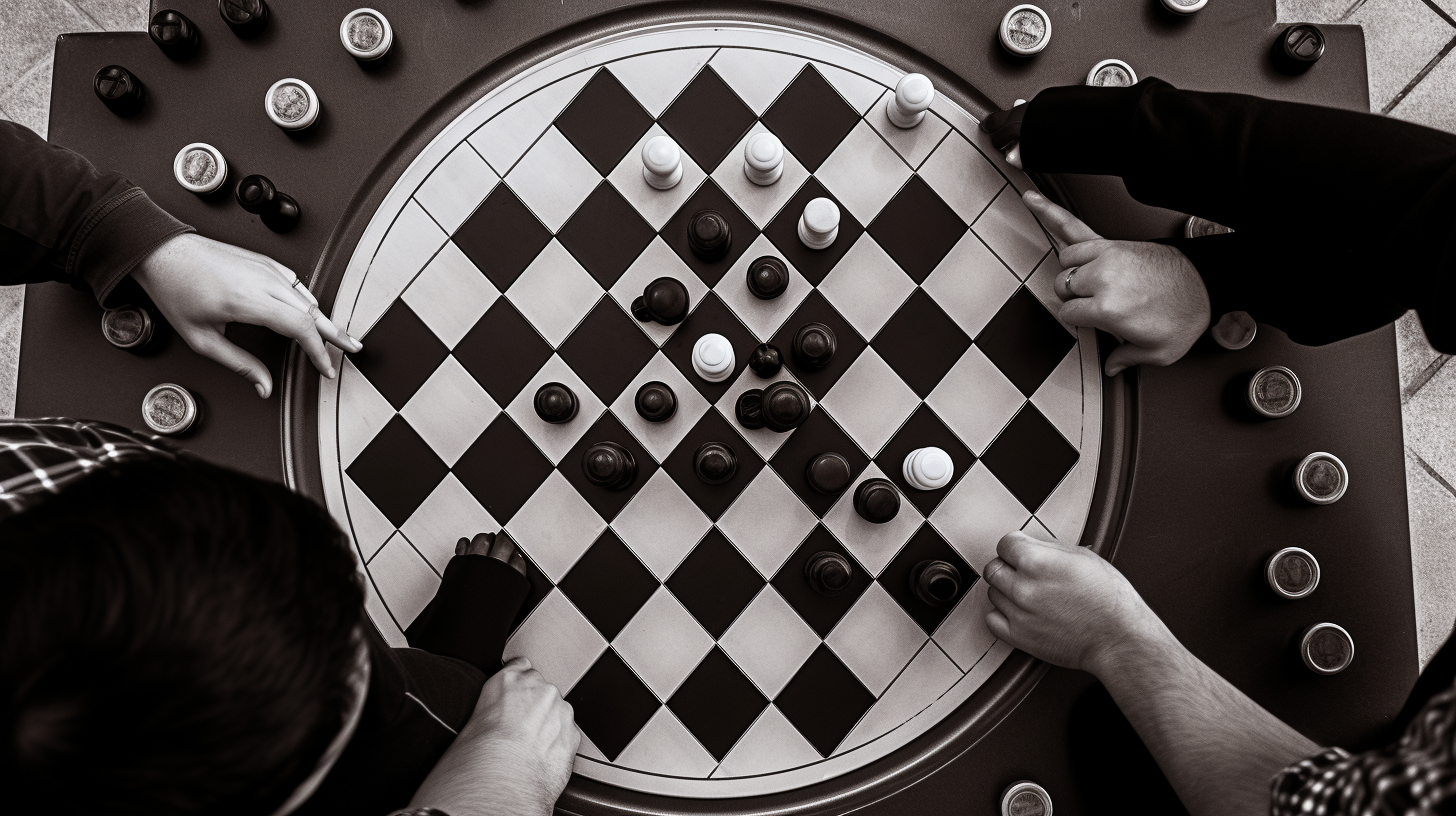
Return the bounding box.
[400,356,499,467]
[815,120,912,226]
[401,241,499,350]
[711,122,811,229]
[413,142,499,234]
[504,588,608,694]
[613,587,715,700]
[506,470,607,583]
[819,348,920,457]
[505,240,604,348]
[610,352,711,463]
[816,233,916,341]
[609,237,707,346]
[825,582,926,696]
[714,233,812,341]
[608,48,716,117]
[607,124,707,231]
[504,126,602,233]
[865,88,951,170]
[505,354,607,464]
[401,473,499,574]
[719,587,821,699]
[821,464,923,576]
[713,365,815,461]
[920,231,1021,340]
[611,469,713,580]
[716,468,819,578]
[616,708,719,777]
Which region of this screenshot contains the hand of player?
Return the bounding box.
[130,233,362,399]
[408,658,580,816]
[456,531,529,577]
[982,531,1175,678]
[1022,191,1210,377]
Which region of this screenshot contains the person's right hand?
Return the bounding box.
[1022,190,1211,377]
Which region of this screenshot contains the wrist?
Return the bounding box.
[1085,614,1180,682]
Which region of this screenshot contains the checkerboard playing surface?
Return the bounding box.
[320,24,1101,798]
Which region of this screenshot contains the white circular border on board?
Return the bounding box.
[314,21,1102,799]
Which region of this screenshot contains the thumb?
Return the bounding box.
[1023,190,1101,249]
[1104,343,1164,378]
[189,330,273,398]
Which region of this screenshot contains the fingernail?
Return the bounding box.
[348,335,363,351]
[327,366,337,379]
[1024,190,1043,203]
[255,383,267,398]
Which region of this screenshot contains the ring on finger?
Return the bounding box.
[1064,266,1080,296]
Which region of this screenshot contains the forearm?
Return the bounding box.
[408,740,554,816]
[1096,633,1320,816]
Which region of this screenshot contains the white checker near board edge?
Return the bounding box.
[318,22,1100,799]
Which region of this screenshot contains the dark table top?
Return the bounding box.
[22,1,1413,813]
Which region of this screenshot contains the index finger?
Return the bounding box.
[996,530,1055,572]
[1023,190,1102,250]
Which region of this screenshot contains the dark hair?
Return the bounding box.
[0,454,364,815]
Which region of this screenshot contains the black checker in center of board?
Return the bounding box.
[768,290,867,400]
[452,185,553,292]
[975,287,1077,397]
[660,179,759,287]
[666,528,766,639]
[667,646,768,760]
[350,300,449,410]
[660,292,757,404]
[452,299,553,407]
[874,404,975,517]
[867,175,967,285]
[760,65,861,172]
[452,414,555,524]
[872,289,972,399]
[979,404,1079,513]
[762,177,863,286]
[346,415,448,528]
[660,409,765,520]
[658,65,758,172]
[557,298,657,403]
[771,525,872,637]
[877,524,976,635]
[560,412,658,521]
[774,643,876,757]
[559,529,659,641]
[554,68,654,175]
[769,407,870,517]
[567,648,661,761]
[557,182,656,290]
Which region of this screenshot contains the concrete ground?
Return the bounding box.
[3,0,1455,668]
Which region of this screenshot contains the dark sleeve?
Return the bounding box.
[1019,78,1456,352]
[0,120,194,306]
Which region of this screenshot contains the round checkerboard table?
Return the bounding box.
[320,22,1101,799]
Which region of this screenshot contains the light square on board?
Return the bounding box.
[821,463,924,576]
[468,70,595,175]
[504,240,604,348]
[613,587,716,701]
[608,237,708,347]
[338,357,395,468]
[972,186,1051,279]
[401,241,500,350]
[608,48,716,118]
[1030,345,1082,451]
[708,48,809,115]
[840,641,961,751]
[816,233,916,341]
[920,231,1021,340]
[917,130,1007,226]
[714,705,821,778]
[505,470,608,583]
[711,122,812,229]
[864,88,951,170]
[352,200,448,335]
[924,345,1025,456]
[504,126,603,233]
[503,354,607,465]
[370,533,441,630]
[343,474,395,563]
[607,124,708,232]
[504,588,609,694]
[812,61,884,115]
[610,352,712,463]
[818,348,920,458]
[401,473,499,574]
[716,469,819,579]
[825,582,927,696]
[713,233,812,341]
[814,120,913,226]
[615,708,718,778]
[928,461,1029,570]
[931,580,997,671]
[611,469,714,581]
[413,142,499,234]
[718,588,821,699]
[400,356,499,468]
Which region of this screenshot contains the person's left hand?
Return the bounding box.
[130,233,362,399]
[456,531,528,577]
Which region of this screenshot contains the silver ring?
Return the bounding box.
[1064,266,1079,296]
[291,278,306,290]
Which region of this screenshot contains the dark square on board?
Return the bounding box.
[760,65,862,172]
[774,644,876,756]
[452,414,555,524]
[660,292,757,404]
[877,524,976,635]
[657,65,758,171]
[556,182,657,289]
[452,299,554,407]
[660,179,759,287]
[346,415,449,528]
[867,175,967,284]
[666,528,766,639]
[975,287,1077,397]
[871,288,972,399]
[667,647,768,760]
[769,407,870,517]
[566,648,661,761]
[761,177,863,286]
[873,404,975,517]
[559,412,659,521]
[559,529,660,641]
[452,185,553,292]
[771,525,872,637]
[979,403,1079,513]
[660,409,765,521]
[767,291,867,400]
[557,298,657,403]
[555,68,655,175]
[349,300,449,410]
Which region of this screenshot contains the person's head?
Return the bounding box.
[0,454,364,815]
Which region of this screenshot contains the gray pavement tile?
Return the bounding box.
[1404,353,1456,490]
[0,0,96,100]
[73,0,149,31]
[0,286,22,420]
[1348,0,1456,111]
[1406,447,1456,669]
[1276,0,1362,22]
[0,59,54,139]
[1392,47,1456,132]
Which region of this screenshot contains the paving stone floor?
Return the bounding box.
[3,0,1454,668]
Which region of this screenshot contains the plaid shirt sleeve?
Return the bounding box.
[0,417,176,516]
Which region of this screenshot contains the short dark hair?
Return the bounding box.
[0,454,364,815]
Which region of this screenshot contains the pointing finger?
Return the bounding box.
[1023,190,1101,249]
[252,295,336,379]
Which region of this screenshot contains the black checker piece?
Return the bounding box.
[452,414,554,524]
[760,65,861,172]
[975,287,1077,396]
[557,182,656,289]
[980,404,1078,513]
[774,644,875,757]
[769,407,869,517]
[660,410,764,521]
[555,68,654,175]
[558,298,657,403]
[567,648,661,761]
[559,530,659,641]
[768,290,867,400]
[452,185,552,292]
[877,524,975,635]
[660,179,759,287]
[867,175,966,284]
[347,415,448,529]
[762,177,862,286]
[660,292,757,404]
[667,529,765,639]
[668,647,768,760]
[872,288,971,399]
[560,412,658,521]
[771,526,871,637]
[657,66,758,172]
[874,404,975,517]
[452,299,553,406]
[350,300,448,410]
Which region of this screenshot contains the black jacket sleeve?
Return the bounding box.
[0,120,193,306]
[1019,78,1456,352]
